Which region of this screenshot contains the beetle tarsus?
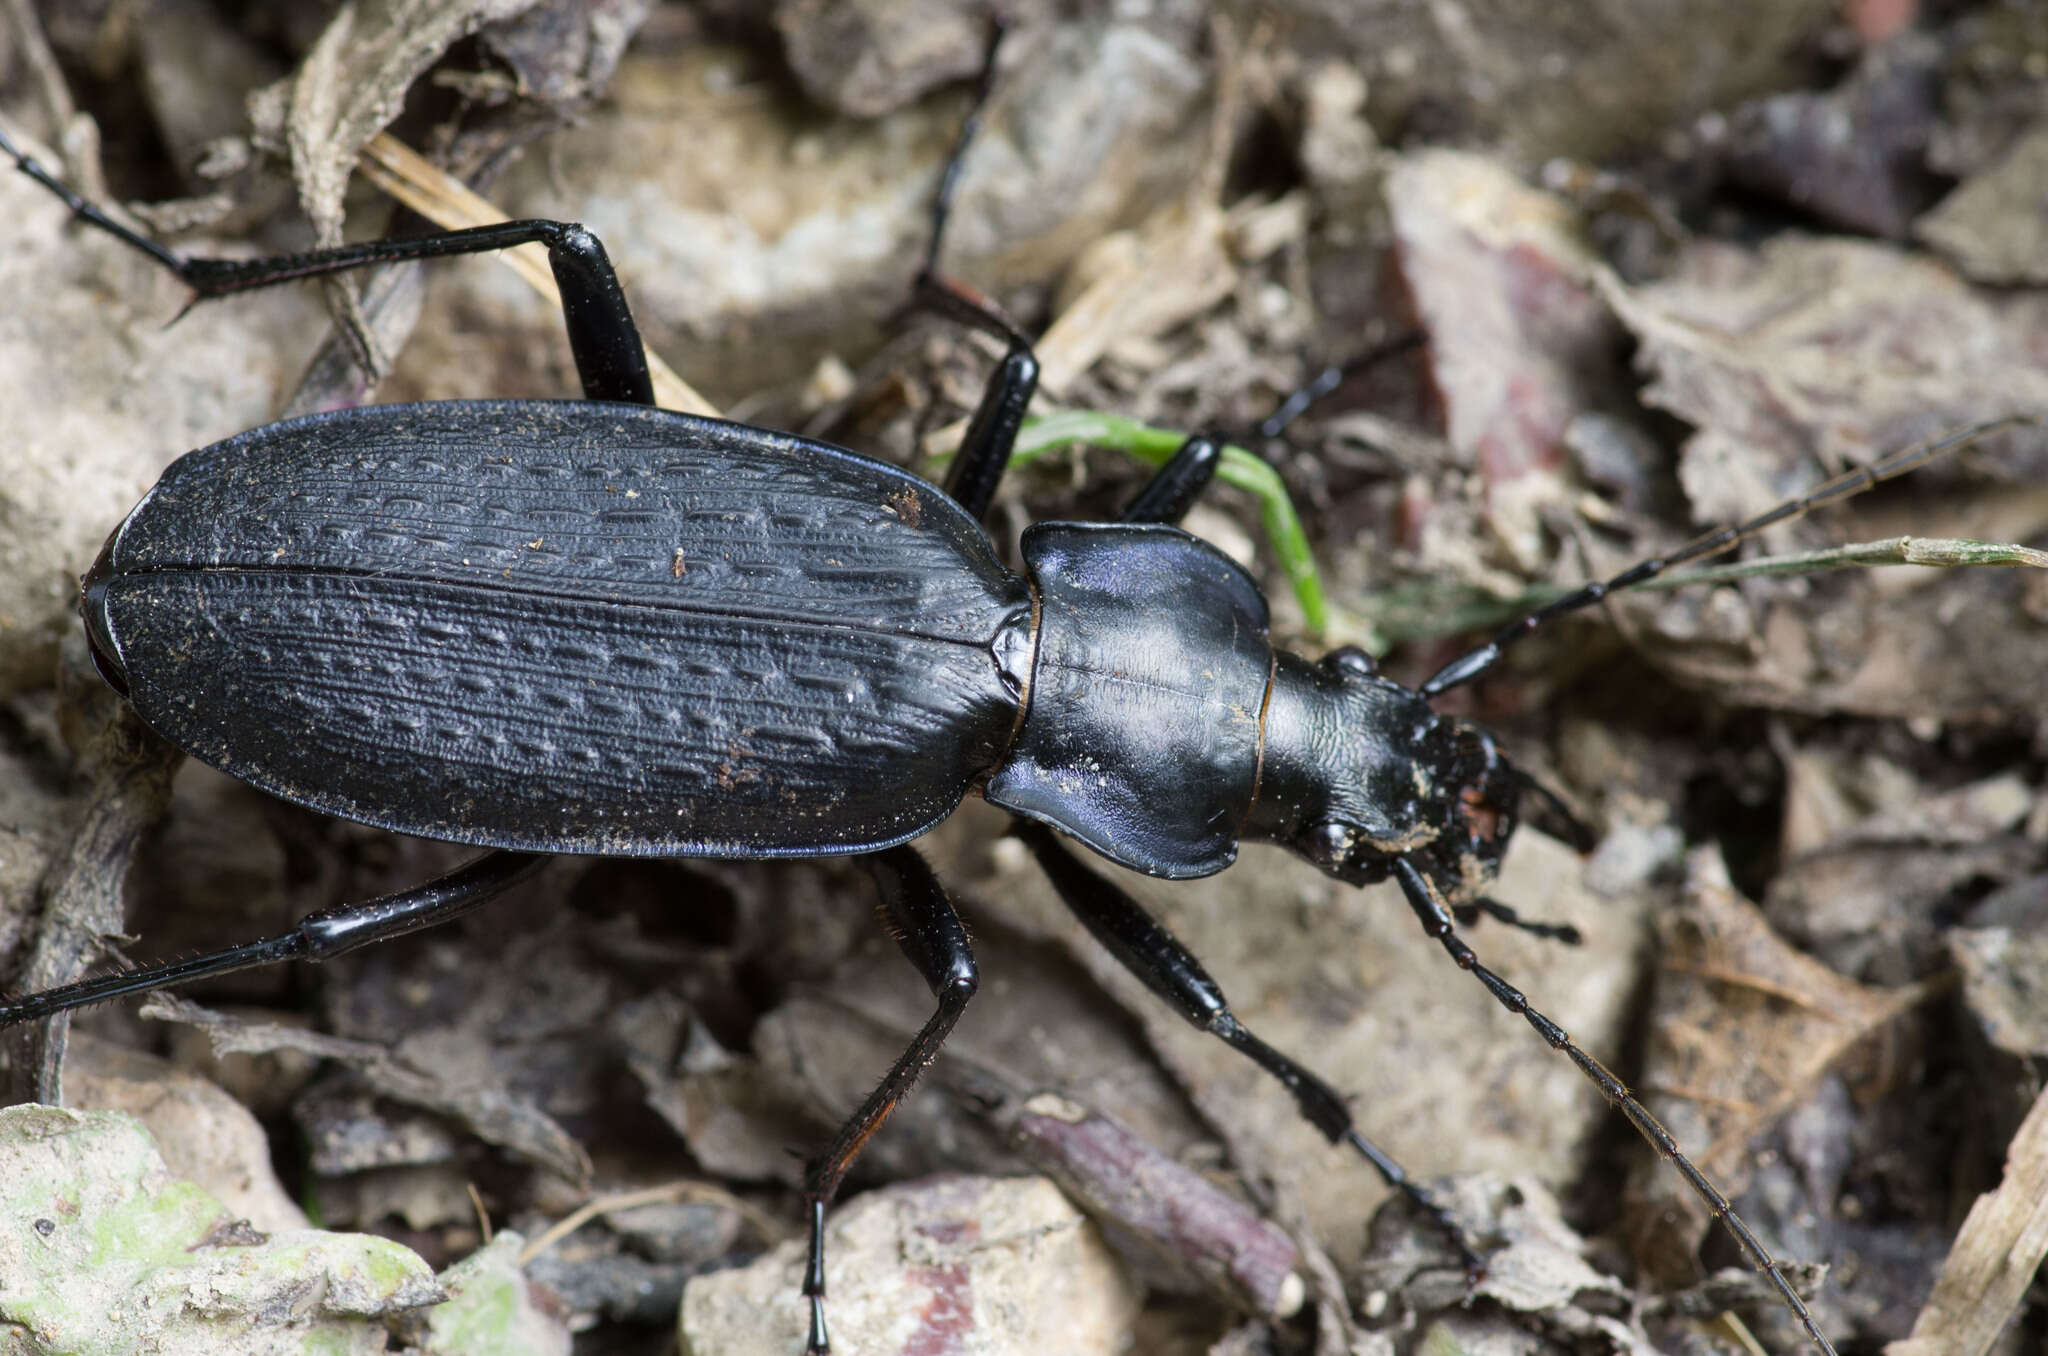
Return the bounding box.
[802,1198,831,1353]
[0,852,544,1029]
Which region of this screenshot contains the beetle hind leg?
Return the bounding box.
[0,125,655,406]
[798,845,979,1354]
[0,850,546,1030]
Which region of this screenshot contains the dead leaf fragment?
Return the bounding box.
[1602,236,2048,527]
[1949,927,2048,1062]
[1917,124,2048,286]
[1625,850,1922,1283]
[268,0,544,250]
[1385,148,1630,577]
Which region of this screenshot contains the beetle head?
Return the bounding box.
[1257,648,1520,896]
[1306,718,1520,896]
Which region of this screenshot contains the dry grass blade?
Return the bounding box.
[520,1179,792,1265]
[1886,1085,2048,1356]
[1651,535,2048,588]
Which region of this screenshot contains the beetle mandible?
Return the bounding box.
[10,30,2021,1354]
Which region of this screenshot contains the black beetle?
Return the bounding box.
[12,36,2021,1352]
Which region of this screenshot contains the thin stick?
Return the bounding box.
[519,1179,791,1264]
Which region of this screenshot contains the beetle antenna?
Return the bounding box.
[1253,329,1427,441]
[1391,858,1836,1354]
[1419,414,2041,698]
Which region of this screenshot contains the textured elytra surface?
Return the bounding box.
[88,401,1029,855]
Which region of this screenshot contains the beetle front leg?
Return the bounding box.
[1014,822,1478,1263]
[799,845,979,1354]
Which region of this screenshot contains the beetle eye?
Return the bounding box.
[1304,820,1351,868]
[1325,646,1377,678]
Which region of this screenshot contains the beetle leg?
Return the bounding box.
[918,20,1005,287]
[0,851,547,1029]
[799,845,979,1355]
[1119,434,1223,525]
[898,23,1043,524]
[1390,857,1839,1356]
[1014,822,1480,1266]
[1252,330,1429,441]
[0,127,654,406]
[932,316,1039,524]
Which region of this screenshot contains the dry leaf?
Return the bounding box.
[1625,850,1922,1283]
